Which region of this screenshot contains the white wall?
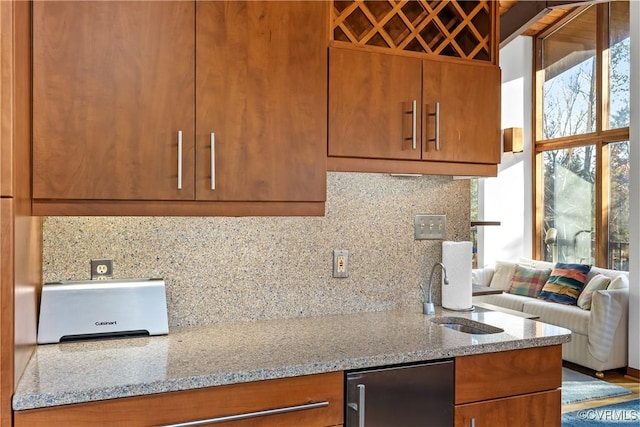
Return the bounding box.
[477,36,533,267]
[628,0,639,372]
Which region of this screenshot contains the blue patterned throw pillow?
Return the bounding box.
[538,263,591,305]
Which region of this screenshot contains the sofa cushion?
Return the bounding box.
[587,266,628,282]
[538,263,591,305]
[519,258,554,270]
[474,293,533,312]
[522,300,590,335]
[577,274,610,310]
[507,265,552,297]
[472,267,494,287]
[608,274,629,290]
[488,261,518,290]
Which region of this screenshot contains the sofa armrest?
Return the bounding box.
[472,267,494,286]
[588,288,628,362]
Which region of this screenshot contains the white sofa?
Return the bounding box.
[473,258,629,375]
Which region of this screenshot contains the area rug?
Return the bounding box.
[562,367,632,404]
[562,399,640,426]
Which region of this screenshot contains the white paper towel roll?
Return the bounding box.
[442,241,473,310]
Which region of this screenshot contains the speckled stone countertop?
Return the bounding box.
[13,308,571,411]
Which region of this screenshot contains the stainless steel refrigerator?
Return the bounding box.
[346,360,454,427]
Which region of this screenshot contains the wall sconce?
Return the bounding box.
[503,127,523,153]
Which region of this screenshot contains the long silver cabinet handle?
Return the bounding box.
[427,102,441,151]
[177,130,183,190]
[358,384,365,427]
[210,132,216,190]
[412,99,417,150]
[404,100,418,150]
[159,401,329,427]
[434,101,440,151]
[471,417,476,427]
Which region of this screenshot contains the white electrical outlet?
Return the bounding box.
[414,214,446,240]
[91,259,113,280]
[333,250,349,278]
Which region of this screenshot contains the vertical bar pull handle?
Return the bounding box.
[434,101,440,151]
[412,99,417,150]
[177,130,183,190]
[404,100,418,150]
[427,102,441,151]
[357,384,365,427]
[470,417,476,427]
[210,133,216,190]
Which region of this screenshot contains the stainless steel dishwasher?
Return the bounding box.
[346,359,454,427]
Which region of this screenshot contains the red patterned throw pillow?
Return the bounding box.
[507,264,552,298]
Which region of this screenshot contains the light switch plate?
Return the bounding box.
[414,215,446,240]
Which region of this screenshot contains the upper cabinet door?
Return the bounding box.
[195,2,327,202]
[32,1,195,201]
[328,47,423,161]
[422,60,501,164]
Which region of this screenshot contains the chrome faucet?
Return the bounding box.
[420,262,449,315]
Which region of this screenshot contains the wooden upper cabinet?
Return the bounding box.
[328,48,422,161]
[0,0,12,198]
[31,1,327,214]
[328,46,500,168]
[327,0,501,176]
[422,59,501,164]
[32,1,196,201]
[195,2,327,202]
[2,0,31,201]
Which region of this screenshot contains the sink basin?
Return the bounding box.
[430,316,504,335]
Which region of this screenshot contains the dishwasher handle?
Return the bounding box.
[347,384,365,427]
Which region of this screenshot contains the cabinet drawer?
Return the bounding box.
[14,372,344,427]
[455,345,562,404]
[455,389,561,427]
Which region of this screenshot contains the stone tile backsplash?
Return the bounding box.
[42,172,470,327]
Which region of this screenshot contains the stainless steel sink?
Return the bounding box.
[430,316,504,335]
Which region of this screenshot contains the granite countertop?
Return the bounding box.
[13,307,571,411]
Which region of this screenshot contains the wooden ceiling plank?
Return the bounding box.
[501,0,591,47]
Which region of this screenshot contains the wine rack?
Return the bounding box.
[332,0,497,63]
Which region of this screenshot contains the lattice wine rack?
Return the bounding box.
[332,0,497,62]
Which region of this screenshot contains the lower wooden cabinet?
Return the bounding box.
[455,390,561,427]
[13,372,343,427]
[454,345,562,427]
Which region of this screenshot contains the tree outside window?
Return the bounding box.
[536,1,629,270]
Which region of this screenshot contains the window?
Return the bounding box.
[541,146,596,264]
[535,1,629,270]
[541,7,596,139]
[607,1,630,130]
[608,140,629,270]
[471,178,478,268]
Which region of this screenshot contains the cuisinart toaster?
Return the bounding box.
[37,278,169,344]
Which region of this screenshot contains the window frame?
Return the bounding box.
[532,1,630,267]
